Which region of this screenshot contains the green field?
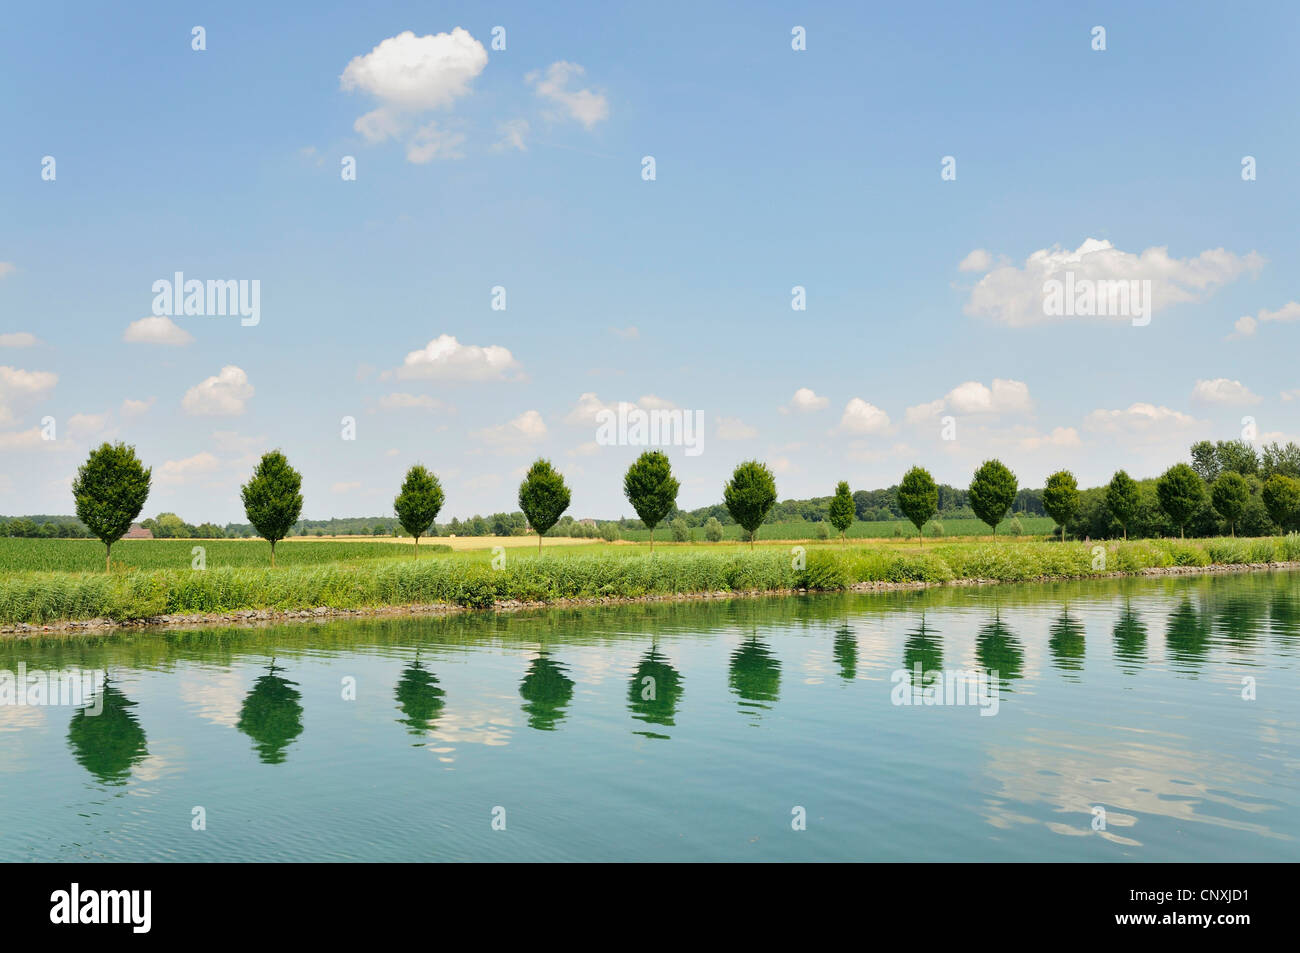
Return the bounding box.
[0,537,438,573]
[2,534,1298,627]
[615,516,1057,541]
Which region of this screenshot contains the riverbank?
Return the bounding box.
[2,536,1297,637]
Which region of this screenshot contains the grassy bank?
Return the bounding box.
[2,534,1299,627]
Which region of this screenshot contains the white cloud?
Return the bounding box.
[963,238,1264,326]
[781,387,829,414]
[1084,403,1199,434]
[637,394,676,411]
[157,451,220,485]
[183,366,254,416]
[406,121,467,163]
[341,28,487,113]
[1018,426,1081,451]
[838,398,891,435]
[565,393,676,426]
[474,410,546,450]
[903,398,947,425]
[1191,378,1261,406]
[377,392,450,412]
[568,441,600,457]
[1281,389,1300,402]
[332,481,362,494]
[0,332,39,348]
[716,416,757,440]
[494,119,529,152]
[124,315,194,346]
[947,379,1032,415]
[0,366,57,425]
[391,334,519,382]
[958,249,992,273]
[1230,300,1300,339]
[527,61,609,128]
[0,427,51,451]
[121,397,155,416]
[67,413,109,438]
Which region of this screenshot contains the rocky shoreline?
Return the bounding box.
[2,559,1295,639]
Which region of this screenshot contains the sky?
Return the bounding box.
[2,1,1298,523]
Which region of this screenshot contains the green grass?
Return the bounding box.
[614,516,1057,541]
[2,534,1297,626]
[0,538,440,573]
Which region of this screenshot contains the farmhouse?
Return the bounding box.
[122,523,153,539]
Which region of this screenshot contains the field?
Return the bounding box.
[2,533,1298,627]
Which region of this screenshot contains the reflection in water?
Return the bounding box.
[1113,602,1147,671]
[395,657,446,737]
[902,616,942,687]
[833,625,858,681]
[627,646,683,739]
[975,613,1023,688]
[1049,610,1086,678]
[1165,598,1211,672]
[729,635,781,722]
[519,654,575,731]
[67,679,147,785]
[237,662,304,764]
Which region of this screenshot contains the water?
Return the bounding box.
[1,571,1297,862]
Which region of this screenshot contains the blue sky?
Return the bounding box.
[2,1,1298,523]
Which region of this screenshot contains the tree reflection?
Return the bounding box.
[975,612,1023,688]
[395,655,446,736]
[67,678,147,785]
[1048,609,1086,678]
[729,635,781,722]
[628,645,683,738]
[902,615,942,688]
[519,653,575,731]
[833,625,858,682]
[1112,601,1147,671]
[237,661,304,764]
[1164,598,1211,671]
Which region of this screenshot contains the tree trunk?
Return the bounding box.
[1123,526,1127,541]
[415,535,420,556]
[538,533,543,554]
[271,540,276,567]
[105,542,111,573]
[649,528,654,553]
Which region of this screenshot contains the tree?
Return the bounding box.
[1156,463,1205,538]
[1105,470,1140,540]
[897,466,938,545]
[622,450,679,552]
[1190,440,1219,483]
[518,459,571,553]
[1261,441,1300,480]
[827,480,855,542]
[1042,470,1080,542]
[72,442,152,571]
[1262,474,1300,533]
[968,460,1018,536]
[240,451,303,566]
[670,517,690,542]
[1210,471,1250,537]
[723,461,777,549]
[704,517,724,542]
[393,464,445,555]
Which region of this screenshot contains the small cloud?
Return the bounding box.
[124,316,194,346]
[958,249,992,273]
[406,121,467,163]
[1230,300,1300,339]
[183,366,253,416]
[121,397,155,416]
[527,61,610,129]
[610,325,639,339]
[331,481,362,494]
[715,416,757,440]
[0,332,39,348]
[474,409,547,451]
[67,413,110,439]
[1191,378,1261,406]
[157,451,221,486]
[389,334,519,382]
[780,387,828,414]
[1019,426,1081,451]
[837,398,891,435]
[376,392,451,412]
[494,119,529,152]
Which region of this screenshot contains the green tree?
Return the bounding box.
[1210,471,1250,537]
[240,451,304,566]
[1105,470,1140,540]
[827,480,855,542]
[968,460,1018,536]
[1190,440,1219,483]
[670,517,690,542]
[71,442,152,571]
[704,516,724,542]
[1156,463,1205,539]
[518,459,571,553]
[622,450,679,552]
[897,466,938,545]
[1042,470,1080,542]
[393,464,445,555]
[1261,474,1300,533]
[723,461,777,549]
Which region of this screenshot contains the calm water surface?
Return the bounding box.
[2,571,1298,861]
